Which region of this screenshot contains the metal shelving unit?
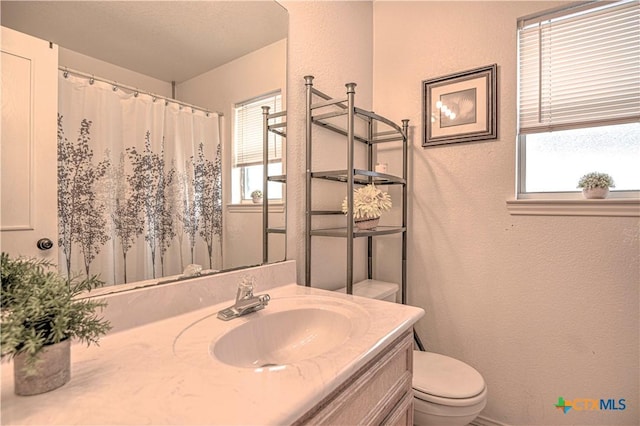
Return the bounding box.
[304,75,409,303]
[262,106,286,264]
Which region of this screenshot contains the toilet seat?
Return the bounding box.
[413,351,487,407]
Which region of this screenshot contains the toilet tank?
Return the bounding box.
[335,279,399,302]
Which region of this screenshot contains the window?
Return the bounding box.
[232,92,283,203]
[517,0,639,199]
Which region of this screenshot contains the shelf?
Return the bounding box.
[267,174,287,183]
[312,169,405,186]
[311,107,406,145]
[353,108,405,137]
[268,128,286,138]
[266,227,286,234]
[310,210,343,215]
[310,226,406,238]
[305,75,408,302]
[267,110,287,119]
[312,117,370,144]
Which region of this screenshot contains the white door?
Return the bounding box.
[1,26,58,262]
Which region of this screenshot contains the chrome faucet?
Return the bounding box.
[217,276,270,321]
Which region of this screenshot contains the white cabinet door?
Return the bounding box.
[1,26,58,262]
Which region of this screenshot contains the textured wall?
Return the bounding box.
[283,1,638,424]
[284,0,374,289]
[372,1,639,424]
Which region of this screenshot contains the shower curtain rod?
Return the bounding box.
[59,66,223,117]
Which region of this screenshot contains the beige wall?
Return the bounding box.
[285,0,374,289]
[287,1,639,424]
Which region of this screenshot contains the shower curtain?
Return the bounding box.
[58,71,222,286]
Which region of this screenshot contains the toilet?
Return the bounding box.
[412,351,487,425]
[336,280,487,426]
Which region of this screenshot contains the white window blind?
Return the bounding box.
[233,92,282,167]
[518,0,640,134]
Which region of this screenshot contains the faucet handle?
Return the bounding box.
[236,276,255,301]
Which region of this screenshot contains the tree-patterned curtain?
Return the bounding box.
[58,71,222,286]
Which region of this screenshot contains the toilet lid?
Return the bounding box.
[413,351,485,399]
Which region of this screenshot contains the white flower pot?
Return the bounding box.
[252,197,263,204]
[582,187,609,199]
[355,217,380,230]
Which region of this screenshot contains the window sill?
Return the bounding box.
[227,203,285,213]
[506,198,640,217]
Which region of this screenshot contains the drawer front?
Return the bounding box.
[297,330,413,425]
[382,389,414,426]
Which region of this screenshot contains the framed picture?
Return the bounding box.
[422,64,497,147]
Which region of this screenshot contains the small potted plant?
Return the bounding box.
[251,190,263,204]
[1,253,111,395]
[577,172,615,199]
[342,184,392,230]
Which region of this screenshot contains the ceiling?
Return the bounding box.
[0,1,288,83]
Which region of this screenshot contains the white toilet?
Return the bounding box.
[336,280,487,426]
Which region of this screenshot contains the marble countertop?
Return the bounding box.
[1,284,424,425]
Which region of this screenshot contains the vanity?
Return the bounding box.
[1,261,424,425]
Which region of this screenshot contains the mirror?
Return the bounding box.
[1,1,287,291]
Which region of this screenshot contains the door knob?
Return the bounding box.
[36,238,54,251]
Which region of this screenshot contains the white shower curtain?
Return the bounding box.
[58,71,222,286]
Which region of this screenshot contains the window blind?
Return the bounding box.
[233,92,282,167]
[518,0,640,134]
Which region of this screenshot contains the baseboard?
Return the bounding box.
[469,414,510,426]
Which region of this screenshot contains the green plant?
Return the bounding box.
[341,184,392,220]
[1,253,111,374]
[577,172,615,190]
[251,190,263,198]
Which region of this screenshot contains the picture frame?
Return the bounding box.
[422,64,497,147]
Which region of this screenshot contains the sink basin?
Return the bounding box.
[173,295,370,369]
[213,307,352,368]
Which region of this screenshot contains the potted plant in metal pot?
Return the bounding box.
[577,172,615,199]
[0,253,111,395]
[342,184,392,230]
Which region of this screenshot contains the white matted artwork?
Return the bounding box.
[423,64,497,147]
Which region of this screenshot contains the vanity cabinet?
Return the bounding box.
[294,330,414,426]
[304,76,409,303]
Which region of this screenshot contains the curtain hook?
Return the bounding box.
[112,84,118,92]
[63,67,69,78]
[89,75,95,85]
[152,96,157,102]
[134,90,139,98]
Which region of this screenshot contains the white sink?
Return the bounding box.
[173,295,370,370]
[213,307,351,367]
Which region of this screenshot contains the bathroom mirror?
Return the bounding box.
[1,1,287,291]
